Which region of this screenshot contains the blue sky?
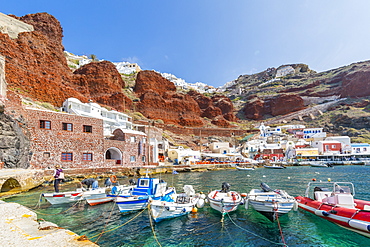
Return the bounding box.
[2,1,370,87]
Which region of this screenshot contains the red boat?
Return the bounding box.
[295,182,370,238]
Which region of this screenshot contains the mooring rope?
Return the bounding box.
[88,206,147,240]
[275,208,287,247]
[148,202,162,247]
[225,212,287,246]
[30,199,86,216]
[94,199,117,244]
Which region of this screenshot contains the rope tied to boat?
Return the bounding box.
[274,203,287,247]
[148,202,163,247]
[88,206,148,240]
[225,212,288,246]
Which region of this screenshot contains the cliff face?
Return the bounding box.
[1,13,132,111]
[134,71,204,127]
[2,13,238,128]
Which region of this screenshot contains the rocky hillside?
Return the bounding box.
[1,12,237,129]
[223,62,370,142]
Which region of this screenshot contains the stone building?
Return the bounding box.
[25,107,150,169]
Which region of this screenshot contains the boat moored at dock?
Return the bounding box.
[295,181,370,238]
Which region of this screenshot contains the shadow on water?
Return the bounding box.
[4,166,370,246]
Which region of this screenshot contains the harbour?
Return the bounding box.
[4,165,370,246]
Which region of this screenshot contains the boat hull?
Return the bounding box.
[248,200,295,221]
[296,196,370,238]
[42,191,84,205]
[116,196,153,213]
[207,190,242,214]
[150,198,198,222]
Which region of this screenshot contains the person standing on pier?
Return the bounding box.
[51,164,64,193]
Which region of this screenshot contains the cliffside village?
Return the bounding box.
[1,12,370,171]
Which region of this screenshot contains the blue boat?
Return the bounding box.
[115,177,175,213]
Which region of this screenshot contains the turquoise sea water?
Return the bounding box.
[5,166,370,247]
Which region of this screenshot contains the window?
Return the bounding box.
[142,156,146,162]
[61,152,73,161]
[130,155,136,162]
[130,136,136,143]
[43,152,50,158]
[83,153,93,161]
[83,125,92,133]
[40,120,51,129]
[62,123,73,131]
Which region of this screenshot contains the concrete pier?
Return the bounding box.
[0,201,98,246]
[0,169,45,196]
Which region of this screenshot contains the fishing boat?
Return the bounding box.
[85,184,135,206]
[207,182,242,216]
[295,181,370,238]
[263,164,285,169]
[42,189,86,205]
[149,185,205,222]
[42,184,135,205]
[236,166,255,171]
[246,183,297,221]
[115,177,175,213]
[309,161,330,167]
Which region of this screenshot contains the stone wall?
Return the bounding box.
[24,108,105,169]
[0,12,34,39]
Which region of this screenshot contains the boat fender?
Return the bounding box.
[293,201,298,211]
[241,193,248,198]
[314,210,330,217]
[244,199,249,210]
[205,198,209,204]
[348,219,370,232]
[110,175,117,184]
[191,207,198,213]
[197,198,205,208]
[200,193,206,200]
[182,208,187,213]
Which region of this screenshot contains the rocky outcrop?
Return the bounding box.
[134,70,176,95]
[1,12,131,112]
[187,90,238,125]
[243,94,304,120]
[72,61,132,111]
[341,68,370,97]
[136,88,204,127]
[0,109,30,169]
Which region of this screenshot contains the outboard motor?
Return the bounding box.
[221,182,231,193]
[129,179,136,185]
[260,182,273,192]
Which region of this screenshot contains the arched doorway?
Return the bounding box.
[1,178,21,193]
[105,147,123,165]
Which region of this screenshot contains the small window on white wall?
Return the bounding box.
[130,136,136,143]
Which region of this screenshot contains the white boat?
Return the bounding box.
[246,182,297,221]
[115,177,175,213]
[263,164,285,169]
[85,185,136,206]
[236,166,255,171]
[207,182,242,216]
[42,189,86,205]
[42,184,135,206]
[309,161,330,167]
[150,185,205,222]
